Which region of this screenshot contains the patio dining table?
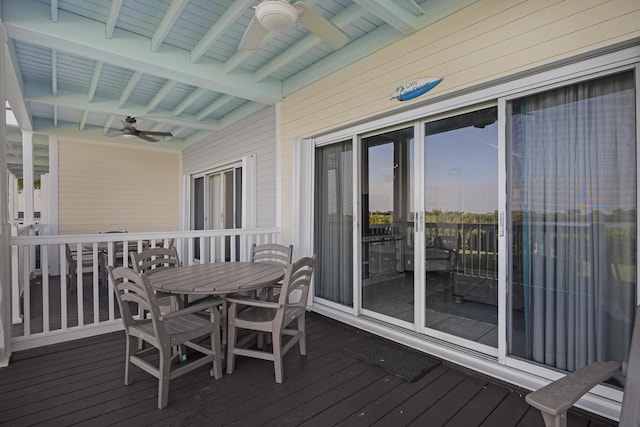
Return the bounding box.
[147,261,286,297]
[146,261,286,353]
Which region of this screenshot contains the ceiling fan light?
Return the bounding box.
[122,134,137,140]
[256,1,297,31]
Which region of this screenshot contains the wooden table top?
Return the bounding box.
[148,262,285,295]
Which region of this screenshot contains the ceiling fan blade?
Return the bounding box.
[239,15,270,50]
[140,131,173,137]
[294,2,349,49]
[137,134,160,142]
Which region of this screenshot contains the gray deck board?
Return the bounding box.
[0,313,617,427]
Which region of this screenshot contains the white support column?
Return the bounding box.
[21,131,35,274]
[22,130,34,225]
[47,135,59,275]
[1,27,14,366]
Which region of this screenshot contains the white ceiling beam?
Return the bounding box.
[79,110,88,130]
[51,48,57,95]
[3,40,33,130]
[195,94,233,121]
[190,0,253,63]
[2,0,282,104]
[151,0,190,52]
[145,80,177,113]
[105,0,123,39]
[172,87,207,116]
[118,71,142,107]
[88,61,103,102]
[104,114,117,133]
[352,0,418,34]
[24,83,222,131]
[31,119,186,150]
[50,0,58,22]
[216,101,266,129]
[254,4,363,83]
[407,0,425,15]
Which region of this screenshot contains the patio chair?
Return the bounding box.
[250,243,293,300]
[64,243,94,290]
[108,266,224,409]
[526,304,640,427]
[226,255,316,383]
[130,247,181,312]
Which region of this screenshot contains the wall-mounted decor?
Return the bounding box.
[391,77,442,101]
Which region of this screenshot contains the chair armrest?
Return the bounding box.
[160,298,224,320]
[526,361,621,416]
[226,297,281,309]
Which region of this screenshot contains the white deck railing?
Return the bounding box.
[9,228,280,351]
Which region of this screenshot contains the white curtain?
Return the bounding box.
[314,141,354,306]
[510,70,636,371]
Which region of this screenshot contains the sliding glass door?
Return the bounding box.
[311,67,637,368]
[360,126,414,323]
[423,108,499,347]
[508,71,637,372]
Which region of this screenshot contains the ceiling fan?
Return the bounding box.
[105,116,173,142]
[239,0,349,51]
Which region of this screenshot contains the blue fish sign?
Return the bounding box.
[392,77,442,101]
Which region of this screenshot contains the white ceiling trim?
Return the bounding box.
[3,39,33,131]
[190,0,253,63]
[2,0,283,105]
[23,83,222,131]
[146,80,178,113]
[88,61,103,102]
[352,0,418,33]
[151,0,190,52]
[105,0,123,39]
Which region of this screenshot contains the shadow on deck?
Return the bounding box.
[0,312,616,427]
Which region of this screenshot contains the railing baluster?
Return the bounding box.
[42,247,50,333]
[22,246,31,337]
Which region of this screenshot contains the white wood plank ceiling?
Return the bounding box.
[2,0,476,174]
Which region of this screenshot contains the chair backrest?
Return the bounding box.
[275,256,316,323]
[107,265,167,341]
[250,243,293,266]
[64,244,76,269]
[620,304,640,424]
[130,247,180,276]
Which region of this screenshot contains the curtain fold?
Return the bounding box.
[511,70,636,372]
[314,141,354,306]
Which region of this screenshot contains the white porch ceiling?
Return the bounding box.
[2,0,475,176]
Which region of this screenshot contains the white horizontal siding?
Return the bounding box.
[58,139,181,234]
[278,0,640,244]
[182,106,277,228]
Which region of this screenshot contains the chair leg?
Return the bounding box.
[124,336,134,385]
[272,332,283,384]
[158,347,172,409]
[226,319,237,374]
[298,315,306,355]
[210,309,223,379]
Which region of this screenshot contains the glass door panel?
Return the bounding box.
[508,71,636,373]
[192,166,242,262]
[361,127,414,323]
[424,107,498,347]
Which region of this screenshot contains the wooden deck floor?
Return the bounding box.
[0,312,616,427]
